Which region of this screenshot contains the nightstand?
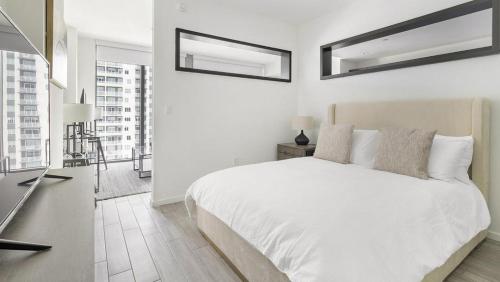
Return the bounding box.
[277,143,316,160]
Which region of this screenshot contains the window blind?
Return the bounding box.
[96,41,152,66]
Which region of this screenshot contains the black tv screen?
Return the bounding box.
[0,8,50,233]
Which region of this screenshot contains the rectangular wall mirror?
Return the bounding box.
[321,0,500,79]
[176,28,292,82]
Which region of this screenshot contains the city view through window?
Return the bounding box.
[1,51,50,170]
[95,61,152,161]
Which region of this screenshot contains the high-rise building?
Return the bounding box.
[95,61,152,161]
[0,51,49,170]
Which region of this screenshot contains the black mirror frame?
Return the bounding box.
[175,28,292,83]
[320,0,500,80]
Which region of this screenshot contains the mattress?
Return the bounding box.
[185,157,490,282]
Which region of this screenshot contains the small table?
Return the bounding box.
[63,135,105,193]
[132,146,152,178]
[277,143,316,160]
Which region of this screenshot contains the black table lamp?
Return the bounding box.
[292,116,314,145]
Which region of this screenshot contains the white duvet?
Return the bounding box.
[185,157,490,282]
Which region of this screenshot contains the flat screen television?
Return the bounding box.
[0,7,52,250]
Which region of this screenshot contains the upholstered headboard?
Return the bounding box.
[328,98,490,199]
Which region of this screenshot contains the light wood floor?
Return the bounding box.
[95,193,240,282]
[96,162,151,201]
[95,193,500,282]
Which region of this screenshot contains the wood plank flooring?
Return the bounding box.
[96,193,500,282]
[97,162,151,201]
[95,193,240,282]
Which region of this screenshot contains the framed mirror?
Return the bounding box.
[320,0,500,79]
[176,28,292,82]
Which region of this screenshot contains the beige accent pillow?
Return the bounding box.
[313,124,354,164]
[374,127,437,179]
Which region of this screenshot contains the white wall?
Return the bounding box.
[77,36,96,105]
[297,0,500,240]
[65,26,78,103]
[50,84,64,168]
[152,0,298,205]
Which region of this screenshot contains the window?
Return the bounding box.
[95,61,153,160]
[106,126,122,133]
[176,28,291,82]
[21,128,40,135]
[19,58,35,65]
[106,76,123,83]
[21,93,36,100]
[107,66,123,74]
[20,82,36,89]
[106,135,122,141]
[97,86,105,95]
[21,139,39,146]
[21,116,39,123]
[21,150,41,158]
[106,86,123,94]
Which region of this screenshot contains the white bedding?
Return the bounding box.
[185,157,490,282]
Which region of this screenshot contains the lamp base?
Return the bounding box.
[295,130,310,146]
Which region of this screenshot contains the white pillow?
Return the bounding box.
[350,130,379,168]
[427,135,473,183]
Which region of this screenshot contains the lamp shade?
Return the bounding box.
[63,103,94,123]
[292,116,314,130]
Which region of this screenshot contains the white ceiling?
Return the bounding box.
[64,0,341,46]
[64,0,153,46]
[211,0,342,24]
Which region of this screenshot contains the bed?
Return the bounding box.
[185,98,491,282]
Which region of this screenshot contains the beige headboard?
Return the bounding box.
[328,98,490,199]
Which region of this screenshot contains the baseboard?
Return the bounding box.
[152,195,184,207]
[488,230,500,242]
